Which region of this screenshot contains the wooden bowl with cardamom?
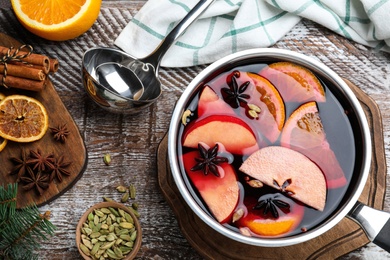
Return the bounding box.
[76,201,142,260]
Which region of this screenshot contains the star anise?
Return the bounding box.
[20,167,50,196]
[49,155,72,182]
[254,194,290,218]
[9,150,31,182]
[27,149,55,172]
[221,71,250,108]
[50,124,70,143]
[273,178,295,196]
[191,143,228,177]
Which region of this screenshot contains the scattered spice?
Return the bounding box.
[116,185,127,193]
[221,70,250,108]
[9,149,30,182]
[50,124,70,143]
[254,194,290,218]
[20,167,50,196]
[181,109,192,126]
[27,149,54,172]
[103,153,111,166]
[129,184,136,200]
[8,148,73,196]
[191,143,228,177]
[49,155,72,182]
[273,178,295,196]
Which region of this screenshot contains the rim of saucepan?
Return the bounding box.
[168,48,372,247]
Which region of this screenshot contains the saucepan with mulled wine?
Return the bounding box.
[167,48,390,251]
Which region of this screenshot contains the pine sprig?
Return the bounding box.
[0,183,17,222]
[0,183,56,260]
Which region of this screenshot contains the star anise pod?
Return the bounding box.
[20,167,50,196]
[222,71,250,108]
[27,149,55,172]
[49,155,72,182]
[254,194,290,218]
[50,124,70,143]
[273,178,295,196]
[191,143,228,177]
[9,149,31,182]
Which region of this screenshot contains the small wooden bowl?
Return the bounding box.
[76,201,142,260]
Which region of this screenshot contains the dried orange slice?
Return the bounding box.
[0,95,48,142]
[0,136,7,152]
[280,102,347,189]
[11,0,102,41]
[0,92,5,101]
[260,61,326,103]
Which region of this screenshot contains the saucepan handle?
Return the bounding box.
[348,201,390,252]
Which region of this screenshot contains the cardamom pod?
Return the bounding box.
[79,243,91,256]
[121,192,129,203]
[103,153,111,165]
[129,184,136,199]
[116,185,127,193]
[119,222,134,229]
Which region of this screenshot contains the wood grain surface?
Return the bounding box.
[0,1,389,259]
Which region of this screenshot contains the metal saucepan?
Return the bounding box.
[167,48,390,251]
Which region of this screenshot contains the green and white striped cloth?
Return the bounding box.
[115,0,390,67]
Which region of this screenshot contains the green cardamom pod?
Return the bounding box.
[119,222,134,229]
[116,185,127,193]
[103,153,111,165]
[121,192,129,203]
[79,244,91,256]
[129,184,136,199]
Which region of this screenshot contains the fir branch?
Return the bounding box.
[0,184,56,260]
[0,183,17,223]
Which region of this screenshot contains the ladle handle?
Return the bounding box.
[348,201,390,252]
[142,0,215,67]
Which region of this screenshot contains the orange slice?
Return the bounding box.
[260,61,326,103]
[280,102,347,189]
[239,146,326,211]
[0,136,7,152]
[0,92,5,101]
[0,95,49,142]
[247,72,285,131]
[11,0,102,41]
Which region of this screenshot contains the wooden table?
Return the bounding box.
[1,1,389,259]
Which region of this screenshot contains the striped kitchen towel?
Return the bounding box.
[115,0,390,67]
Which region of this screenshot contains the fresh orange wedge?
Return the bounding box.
[280,102,347,189]
[260,61,326,103]
[247,72,285,130]
[0,95,49,142]
[11,0,102,41]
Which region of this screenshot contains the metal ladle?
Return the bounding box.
[94,0,215,103]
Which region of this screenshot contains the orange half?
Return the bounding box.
[11,0,102,41]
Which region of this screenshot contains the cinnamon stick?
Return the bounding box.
[0,75,45,91]
[49,58,59,72]
[0,64,46,81]
[0,46,50,72]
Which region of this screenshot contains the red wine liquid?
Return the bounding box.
[176,63,356,238]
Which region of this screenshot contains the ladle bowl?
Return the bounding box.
[81,0,215,114]
[82,47,156,114]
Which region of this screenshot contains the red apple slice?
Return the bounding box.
[182,150,239,223]
[239,146,326,211]
[198,86,233,117]
[182,115,258,155]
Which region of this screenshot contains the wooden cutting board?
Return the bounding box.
[0,33,87,208]
[157,79,387,259]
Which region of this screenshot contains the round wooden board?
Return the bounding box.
[157,79,387,259]
[0,33,87,208]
